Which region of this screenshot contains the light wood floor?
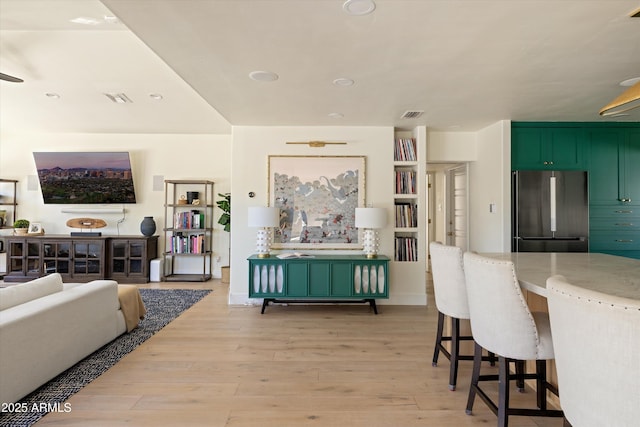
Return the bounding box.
[36,279,564,427]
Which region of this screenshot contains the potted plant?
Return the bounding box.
[216,193,231,283]
[13,219,30,235]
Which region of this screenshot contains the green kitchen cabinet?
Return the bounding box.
[588,127,640,259]
[248,255,389,313]
[511,125,586,170]
[588,128,640,207]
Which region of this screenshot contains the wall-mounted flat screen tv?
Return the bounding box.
[33,152,137,204]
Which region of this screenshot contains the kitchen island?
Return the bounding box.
[481,252,640,406]
[483,252,640,299]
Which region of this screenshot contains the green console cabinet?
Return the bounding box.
[248,255,389,313]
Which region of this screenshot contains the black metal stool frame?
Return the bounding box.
[432,311,496,391]
[465,342,563,427]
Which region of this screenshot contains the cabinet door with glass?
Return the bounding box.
[109,236,157,283]
[71,239,104,279]
[7,238,41,280]
[42,240,72,280]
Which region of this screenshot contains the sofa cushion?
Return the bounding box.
[0,273,64,310]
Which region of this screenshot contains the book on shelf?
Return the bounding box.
[394,236,418,262]
[394,138,417,162]
[170,233,205,254]
[174,211,205,229]
[276,252,315,259]
[395,170,417,194]
[395,203,418,228]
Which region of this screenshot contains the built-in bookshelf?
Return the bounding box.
[390,127,427,305]
[393,137,419,262]
[163,180,214,281]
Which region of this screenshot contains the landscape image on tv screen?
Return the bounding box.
[33,152,137,204]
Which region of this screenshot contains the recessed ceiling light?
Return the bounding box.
[333,78,354,87]
[328,112,344,119]
[45,93,60,99]
[620,77,640,87]
[249,71,279,82]
[343,0,376,16]
[70,17,101,25]
[149,93,163,100]
[103,15,120,24]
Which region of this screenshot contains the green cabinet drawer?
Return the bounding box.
[590,216,640,231]
[589,206,639,217]
[590,231,640,250]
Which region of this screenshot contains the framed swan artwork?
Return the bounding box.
[268,155,365,249]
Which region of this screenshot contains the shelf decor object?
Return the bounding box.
[248,206,280,258]
[140,216,156,236]
[355,207,387,258]
[269,155,365,249]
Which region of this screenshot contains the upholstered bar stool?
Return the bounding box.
[463,252,563,427]
[547,275,640,427]
[429,242,494,391]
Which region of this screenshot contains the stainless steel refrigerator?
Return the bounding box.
[512,170,589,252]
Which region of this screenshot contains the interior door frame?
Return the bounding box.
[446,164,469,251]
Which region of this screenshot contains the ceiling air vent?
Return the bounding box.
[401,110,424,119]
[104,93,133,104]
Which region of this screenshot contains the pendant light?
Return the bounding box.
[599,80,640,116]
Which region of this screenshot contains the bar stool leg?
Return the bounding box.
[432,311,445,366]
[498,356,510,427]
[536,359,547,410]
[516,360,525,392]
[465,342,483,414]
[449,317,460,390]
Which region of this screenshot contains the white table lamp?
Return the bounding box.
[355,207,387,258]
[248,206,280,258]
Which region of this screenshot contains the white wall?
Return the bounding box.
[0,130,232,277]
[428,131,477,161]
[468,120,511,252]
[1,120,512,295]
[229,126,413,305]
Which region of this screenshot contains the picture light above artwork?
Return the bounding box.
[286,141,347,148]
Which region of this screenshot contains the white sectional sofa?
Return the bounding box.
[0,273,127,403]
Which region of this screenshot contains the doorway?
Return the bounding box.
[426,163,469,271]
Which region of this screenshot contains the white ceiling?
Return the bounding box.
[1,0,639,134]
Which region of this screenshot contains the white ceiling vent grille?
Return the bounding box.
[401,110,424,119]
[104,93,133,104]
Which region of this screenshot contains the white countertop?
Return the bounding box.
[481,252,640,300]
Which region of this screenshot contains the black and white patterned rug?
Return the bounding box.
[0,288,211,427]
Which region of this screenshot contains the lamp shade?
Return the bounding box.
[599,81,640,116]
[248,206,279,227]
[355,207,387,229]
